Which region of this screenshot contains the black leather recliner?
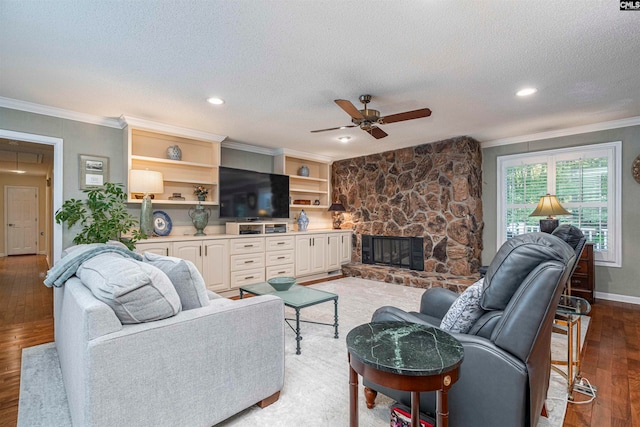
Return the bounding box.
[366,232,577,427]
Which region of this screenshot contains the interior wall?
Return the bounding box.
[482,124,640,300]
[0,107,124,249]
[0,174,47,256]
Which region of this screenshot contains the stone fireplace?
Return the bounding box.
[332,136,483,290]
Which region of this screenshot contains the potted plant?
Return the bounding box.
[55,182,145,250]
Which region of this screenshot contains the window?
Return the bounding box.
[497,141,621,267]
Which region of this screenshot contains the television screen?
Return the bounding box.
[219,167,290,219]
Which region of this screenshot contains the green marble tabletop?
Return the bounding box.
[346,321,464,376]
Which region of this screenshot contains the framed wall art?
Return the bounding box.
[79,154,109,189]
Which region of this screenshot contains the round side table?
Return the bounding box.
[346,321,464,427]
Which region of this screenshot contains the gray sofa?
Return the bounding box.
[54,273,285,426]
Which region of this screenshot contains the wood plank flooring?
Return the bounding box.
[0,254,638,426]
[0,255,53,427]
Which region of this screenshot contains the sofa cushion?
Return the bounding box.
[440,278,485,333]
[76,253,181,324]
[142,252,211,310]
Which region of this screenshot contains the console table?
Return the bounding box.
[346,322,464,427]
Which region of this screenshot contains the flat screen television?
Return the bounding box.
[218,166,290,219]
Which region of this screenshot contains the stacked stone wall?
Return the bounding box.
[332,136,483,277]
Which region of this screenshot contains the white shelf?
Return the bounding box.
[131,155,215,169]
[290,204,329,209]
[290,189,329,195]
[290,175,328,183]
[164,178,217,185]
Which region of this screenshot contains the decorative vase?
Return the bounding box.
[299,165,310,177]
[297,209,309,232]
[197,194,206,201]
[189,204,211,236]
[166,145,182,160]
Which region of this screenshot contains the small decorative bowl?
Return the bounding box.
[267,276,296,292]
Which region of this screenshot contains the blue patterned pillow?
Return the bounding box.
[440,278,485,333]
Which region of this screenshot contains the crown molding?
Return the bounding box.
[221,140,278,156]
[119,115,226,143]
[0,96,122,129]
[481,116,640,148]
[272,147,334,163]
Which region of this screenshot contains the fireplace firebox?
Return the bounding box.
[361,235,424,271]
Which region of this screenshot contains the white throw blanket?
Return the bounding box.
[43,244,142,288]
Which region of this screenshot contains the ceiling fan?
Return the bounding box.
[311,95,432,139]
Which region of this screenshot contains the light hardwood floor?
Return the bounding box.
[0,254,638,426]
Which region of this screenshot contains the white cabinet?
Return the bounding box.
[172,240,230,292]
[339,232,352,264]
[135,241,171,256]
[265,235,295,280]
[229,237,265,287]
[201,240,230,293]
[326,234,341,272]
[295,234,326,277]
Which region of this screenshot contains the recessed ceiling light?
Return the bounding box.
[338,136,351,143]
[207,97,225,105]
[516,87,537,97]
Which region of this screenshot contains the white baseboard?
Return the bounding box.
[595,291,640,305]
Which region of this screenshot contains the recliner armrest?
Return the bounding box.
[419,287,459,321]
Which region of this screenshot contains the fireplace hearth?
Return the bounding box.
[361,235,424,271]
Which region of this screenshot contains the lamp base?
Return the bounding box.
[140,196,154,237]
[539,218,559,234]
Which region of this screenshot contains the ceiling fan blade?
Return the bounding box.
[367,127,388,139]
[335,99,364,120]
[310,125,357,133]
[381,108,432,124]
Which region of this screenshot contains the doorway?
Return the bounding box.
[5,186,38,255]
[0,129,63,264]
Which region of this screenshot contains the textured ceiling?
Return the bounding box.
[1,1,639,160]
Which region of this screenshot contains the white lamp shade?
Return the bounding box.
[130,170,164,194]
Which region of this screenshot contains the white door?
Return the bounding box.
[202,240,230,292]
[295,235,312,276]
[310,235,326,274]
[134,242,171,256]
[326,234,340,272]
[173,241,203,271]
[339,232,352,264]
[6,186,38,255]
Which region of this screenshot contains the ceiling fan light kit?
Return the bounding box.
[311,94,432,139]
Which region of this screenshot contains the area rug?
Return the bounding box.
[19,277,587,426]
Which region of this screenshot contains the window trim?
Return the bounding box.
[496,141,622,268]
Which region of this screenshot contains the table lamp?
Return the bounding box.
[130,169,164,236]
[328,201,346,230]
[529,193,571,233]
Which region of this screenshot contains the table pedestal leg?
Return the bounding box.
[411,391,420,427]
[334,299,339,339]
[437,388,450,427]
[349,355,358,427]
[295,307,302,355]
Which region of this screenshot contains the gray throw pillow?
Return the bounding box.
[440,278,485,333]
[142,252,211,310]
[77,253,181,324]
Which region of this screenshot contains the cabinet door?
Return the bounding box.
[339,232,352,264]
[295,235,313,276]
[202,240,230,292]
[310,235,327,274]
[135,242,171,256]
[172,241,203,271]
[326,234,340,272]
